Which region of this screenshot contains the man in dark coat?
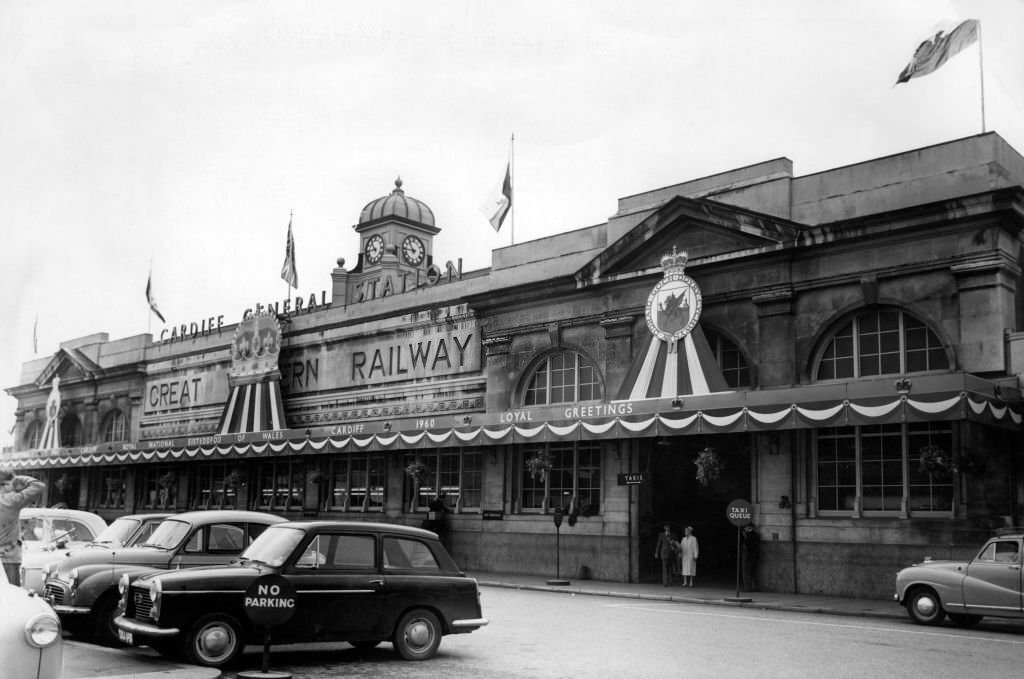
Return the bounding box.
[654,524,678,587]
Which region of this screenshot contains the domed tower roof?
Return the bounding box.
[358,177,436,230]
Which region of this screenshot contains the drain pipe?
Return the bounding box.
[790,433,799,594]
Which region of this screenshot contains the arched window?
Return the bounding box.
[816,309,948,381]
[704,329,752,389]
[23,420,42,450]
[102,409,128,442]
[60,414,83,447]
[523,351,602,406]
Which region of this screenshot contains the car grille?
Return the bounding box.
[131,587,154,620]
[45,583,65,605]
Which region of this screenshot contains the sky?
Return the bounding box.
[2,0,1024,448]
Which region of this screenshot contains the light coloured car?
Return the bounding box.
[895,532,1024,626]
[19,507,108,592]
[0,562,63,679]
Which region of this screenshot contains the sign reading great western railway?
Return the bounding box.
[281,321,481,393]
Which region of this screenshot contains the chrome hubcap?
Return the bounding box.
[916,596,937,616]
[199,625,232,658]
[406,620,432,648]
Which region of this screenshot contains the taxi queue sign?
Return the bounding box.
[238,574,297,679]
[726,499,754,603]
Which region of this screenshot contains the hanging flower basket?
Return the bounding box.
[307,469,327,485]
[525,452,553,482]
[157,472,177,490]
[224,469,245,489]
[405,460,429,483]
[694,447,724,487]
[918,445,957,477]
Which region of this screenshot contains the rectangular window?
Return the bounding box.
[254,460,306,511]
[93,467,127,510]
[189,463,243,510]
[907,422,954,512]
[324,454,386,512]
[136,465,178,510]
[405,449,483,512]
[519,442,602,514]
[816,422,955,515]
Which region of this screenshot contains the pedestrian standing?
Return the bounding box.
[0,470,45,586]
[741,523,761,591]
[679,525,699,587]
[654,524,678,587]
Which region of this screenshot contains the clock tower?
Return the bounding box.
[353,177,439,271]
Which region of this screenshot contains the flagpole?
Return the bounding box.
[977,21,986,133]
[509,133,515,246]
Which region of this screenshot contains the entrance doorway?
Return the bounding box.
[637,433,751,585]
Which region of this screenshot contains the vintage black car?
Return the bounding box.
[114,521,488,667]
[45,510,284,644]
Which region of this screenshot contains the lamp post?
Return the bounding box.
[546,491,572,586]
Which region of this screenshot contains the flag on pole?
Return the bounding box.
[481,162,512,232]
[895,19,979,84]
[33,315,38,354]
[280,215,298,288]
[146,270,166,323]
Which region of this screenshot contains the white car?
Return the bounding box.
[19,507,108,592]
[0,563,63,679]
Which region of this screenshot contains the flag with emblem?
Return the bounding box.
[895,19,979,84]
[481,162,512,232]
[146,268,166,323]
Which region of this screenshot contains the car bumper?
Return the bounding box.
[51,604,91,615]
[451,617,489,630]
[113,615,180,638]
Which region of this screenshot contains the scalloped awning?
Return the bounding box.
[4,390,1019,470]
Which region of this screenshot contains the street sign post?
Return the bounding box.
[546,506,570,586]
[238,574,297,679]
[726,499,754,603]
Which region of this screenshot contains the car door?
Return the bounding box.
[285,531,386,641]
[962,538,1023,613]
[168,522,249,569]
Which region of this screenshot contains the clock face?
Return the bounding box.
[364,234,385,264]
[401,235,425,266]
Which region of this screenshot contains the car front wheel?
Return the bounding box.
[906,588,945,625]
[393,609,442,660]
[184,613,244,667]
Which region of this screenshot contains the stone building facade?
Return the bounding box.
[5,132,1024,598]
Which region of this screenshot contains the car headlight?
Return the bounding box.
[25,613,61,648]
[18,565,26,583]
[149,578,162,621]
[119,573,130,597]
[68,567,80,591]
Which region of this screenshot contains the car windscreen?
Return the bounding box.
[93,518,141,545]
[141,519,191,549]
[241,525,306,567]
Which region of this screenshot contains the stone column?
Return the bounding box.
[752,286,794,388]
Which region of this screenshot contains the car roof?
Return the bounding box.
[273,520,438,538]
[21,507,108,529]
[159,510,286,523]
[111,513,174,521]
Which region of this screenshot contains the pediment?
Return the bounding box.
[34,348,101,388]
[577,196,802,282]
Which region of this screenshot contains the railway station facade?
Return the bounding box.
[5,132,1024,598]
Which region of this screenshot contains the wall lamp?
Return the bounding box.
[894,378,912,394]
[671,397,684,410]
[383,422,392,432]
[462,415,472,425]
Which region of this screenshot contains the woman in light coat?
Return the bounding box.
[678,525,699,587]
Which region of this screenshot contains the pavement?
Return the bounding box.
[469,571,903,621]
[64,573,901,679]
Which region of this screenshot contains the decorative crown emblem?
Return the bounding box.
[660,246,689,276]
